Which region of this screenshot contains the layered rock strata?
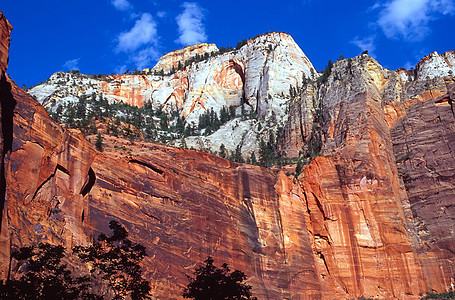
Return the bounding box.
[29,32,318,156]
[2,14,455,299]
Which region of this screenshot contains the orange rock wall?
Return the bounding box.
[0,12,13,279]
[0,13,11,77]
[391,81,455,291]
[297,90,424,298]
[2,14,455,299]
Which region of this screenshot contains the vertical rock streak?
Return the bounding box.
[1,12,455,298]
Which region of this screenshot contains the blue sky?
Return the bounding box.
[2,0,455,87]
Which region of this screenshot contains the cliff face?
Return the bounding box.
[0,12,13,280]
[29,32,317,156]
[3,14,455,299]
[390,79,455,290]
[150,43,219,74]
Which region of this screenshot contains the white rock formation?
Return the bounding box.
[27,33,454,158]
[415,51,455,80]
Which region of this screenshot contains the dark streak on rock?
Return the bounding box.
[80,167,96,197]
[0,76,16,232]
[129,159,164,175]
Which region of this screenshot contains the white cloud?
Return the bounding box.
[63,58,80,71]
[111,0,132,11]
[157,11,166,18]
[117,13,158,52]
[175,2,207,46]
[351,36,376,57]
[403,61,414,69]
[116,13,161,69]
[377,0,455,40]
[132,47,161,69]
[115,65,128,74]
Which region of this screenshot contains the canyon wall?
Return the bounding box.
[28,32,318,156]
[2,14,455,299]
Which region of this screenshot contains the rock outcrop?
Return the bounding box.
[2,14,455,299]
[29,32,318,156]
[150,43,218,74]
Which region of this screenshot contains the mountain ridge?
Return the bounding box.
[27,30,455,161]
[2,13,455,299]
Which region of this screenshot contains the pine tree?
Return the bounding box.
[183,257,256,300]
[95,132,103,152]
[229,106,236,119]
[220,106,229,123]
[234,145,244,163]
[250,151,257,165]
[219,144,227,158]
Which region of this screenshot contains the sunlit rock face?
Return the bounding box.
[28,32,318,157]
[150,43,219,75]
[3,14,455,299]
[415,51,455,80]
[0,12,13,280]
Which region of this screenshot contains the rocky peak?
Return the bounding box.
[414,50,455,80]
[150,43,218,74]
[4,12,455,299]
[27,30,320,158]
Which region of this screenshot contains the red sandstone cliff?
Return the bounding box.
[2,14,455,299]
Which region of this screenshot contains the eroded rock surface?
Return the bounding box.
[2,14,455,299]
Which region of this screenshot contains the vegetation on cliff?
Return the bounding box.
[1,221,151,299]
[183,256,256,300]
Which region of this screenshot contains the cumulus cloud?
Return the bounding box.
[377,0,455,40]
[63,58,80,71]
[117,13,158,52]
[115,13,161,69]
[115,65,128,74]
[111,0,132,11]
[175,2,207,46]
[132,47,161,69]
[351,36,376,57]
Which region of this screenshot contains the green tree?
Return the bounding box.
[421,289,455,299]
[0,243,101,299]
[249,152,257,165]
[183,257,256,300]
[175,116,185,135]
[73,220,151,300]
[219,144,227,159]
[229,106,236,119]
[233,145,244,163]
[95,132,103,152]
[160,114,169,131]
[220,106,229,123]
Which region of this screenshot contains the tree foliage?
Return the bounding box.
[73,220,151,300]
[183,257,256,300]
[421,289,455,299]
[317,59,333,84]
[0,243,100,299]
[95,132,104,152]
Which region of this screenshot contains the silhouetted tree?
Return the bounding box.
[73,221,151,300]
[183,257,256,300]
[0,243,101,299]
